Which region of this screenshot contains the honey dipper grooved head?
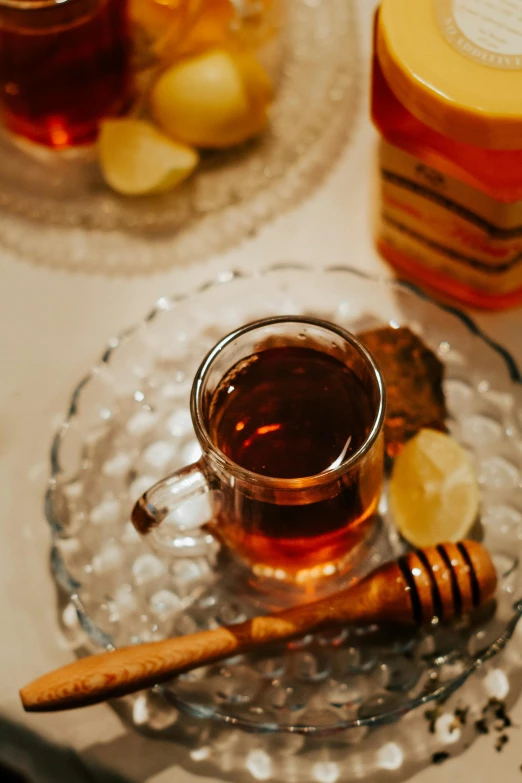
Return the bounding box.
[398,540,497,626]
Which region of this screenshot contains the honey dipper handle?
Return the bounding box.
[20,588,376,712]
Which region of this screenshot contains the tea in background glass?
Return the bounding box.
[133,318,385,591]
[0,0,132,148]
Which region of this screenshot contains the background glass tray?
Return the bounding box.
[0,0,359,274]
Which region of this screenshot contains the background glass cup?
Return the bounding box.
[0,0,132,148]
[132,317,385,590]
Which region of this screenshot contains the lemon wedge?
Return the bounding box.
[150,49,272,148]
[389,429,479,547]
[99,119,198,196]
[234,50,274,105]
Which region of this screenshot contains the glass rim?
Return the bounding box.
[0,0,83,10]
[191,315,386,490]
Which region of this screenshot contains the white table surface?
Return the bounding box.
[2,1,522,781]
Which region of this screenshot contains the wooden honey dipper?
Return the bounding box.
[20,540,496,713]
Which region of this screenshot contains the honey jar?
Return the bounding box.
[372,0,522,310]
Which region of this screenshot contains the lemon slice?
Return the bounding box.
[99,119,198,196]
[150,49,272,148]
[389,429,479,547]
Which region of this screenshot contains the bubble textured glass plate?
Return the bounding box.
[47,264,522,735]
[0,0,359,274]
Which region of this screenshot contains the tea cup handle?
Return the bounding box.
[132,461,215,557]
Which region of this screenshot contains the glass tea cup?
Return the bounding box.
[0,0,132,148]
[132,317,385,591]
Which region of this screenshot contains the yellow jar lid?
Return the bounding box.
[378,0,522,150]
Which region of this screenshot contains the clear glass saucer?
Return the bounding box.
[47,264,522,737]
[0,0,359,274]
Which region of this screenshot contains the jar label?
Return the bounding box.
[377,140,522,297]
[436,0,522,69]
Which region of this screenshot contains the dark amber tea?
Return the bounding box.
[211,347,373,477]
[0,0,132,148]
[208,345,383,580]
